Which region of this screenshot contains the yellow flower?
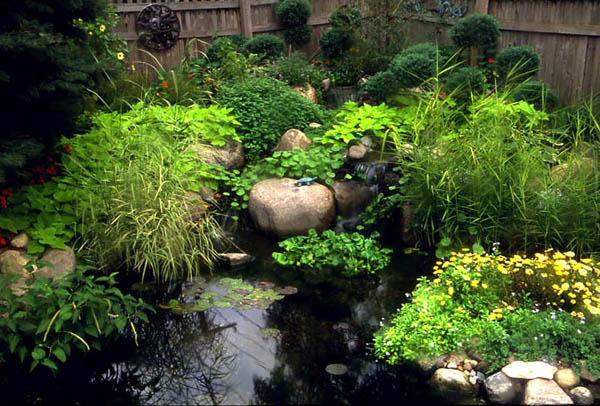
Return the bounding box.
[525,269,534,275]
[88,31,93,36]
[565,251,575,258]
[131,64,136,71]
[481,283,488,289]
[99,24,106,32]
[117,52,125,60]
[561,282,570,290]
[448,286,454,296]
[433,278,441,284]
[470,280,479,287]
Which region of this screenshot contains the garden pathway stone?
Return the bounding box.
[502,361,557,380]
[523,378,573,405]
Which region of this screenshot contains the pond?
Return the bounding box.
[1,231,443,405]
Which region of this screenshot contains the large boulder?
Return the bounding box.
[293,84,318,104]
[190,141,245,170]
[484,371,518,404]
[523,378,573,405]
[429,368,477,404]
[502,361,557,380]
[273,129,312,152]
[555,368,579,390]
[249,178,335,238]
[331,181,377,219]
[36,247,76,281]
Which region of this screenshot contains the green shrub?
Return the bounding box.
[389,52,436,88]
[0,265,153,373]
[328,6,362,34]
[496,46,540,81]
[320,29,352,59]
[443,66,485,100]
[399,43,456,63]
[63,104,231,281]
[276,0,312,26]
[283,24,313,46]
[449,13,501,49]
[206,36,248,63]
[217,78,324,160]
[243,34,285,60]
[374,249,600,374]
[273,229,392,277]
[329,52,364,86]
[360,71,401,103]
[271,52,326,87]
[513,80,558,111]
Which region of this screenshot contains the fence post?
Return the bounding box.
[240,0,254,38]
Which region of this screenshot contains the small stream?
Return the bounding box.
[1,231,439,405]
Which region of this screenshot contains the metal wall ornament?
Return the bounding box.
[136,4,181,51]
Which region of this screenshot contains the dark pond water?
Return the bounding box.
[0,231,444,405]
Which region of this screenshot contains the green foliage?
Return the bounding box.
[513,80,559,112]
[0,138,44,185]
[0,181,78,255]
[317,102,405,146]
[206,36,249,63]
[283,25,313,46]
[328,6,362,34]
[223,145,345,213]
[271,52,326,87]
[63,104,228,281]
[320,29,352,60]
[276,0,312,26]
[360,71,401,103]
[217,78,324,160]
[272,229,392,277]
[0,265,153,373]
[449,13,501,50]
[360,191,403,228]
[390,52,436,88]
[329,51,363,87]
[495,46,540,82]
[444,67,486,101]
[243,34,285,60]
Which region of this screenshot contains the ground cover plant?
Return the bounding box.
[374,248,600,374]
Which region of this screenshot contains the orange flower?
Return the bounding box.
[488,58,495,63]
[187,73,193,80]
[161,81,169,88]
[64,143,72,154]
[156,92,161,97]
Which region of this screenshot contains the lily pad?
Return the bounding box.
[199,291,219,300]
[325,363,348,375]
[277,286,298,295]
[214,300,233,308]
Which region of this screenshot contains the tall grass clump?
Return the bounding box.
[401,87,600,254]
[63,103,229,281]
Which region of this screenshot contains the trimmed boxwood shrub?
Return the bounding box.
[444,66,485,101]
[276,0,311,26]
[512,80,559,111]
[359,71,400,103]
[320,28,352,59]
[495,46,540,81]
[449,13,501,49]
[206,35,249,63]
[243,34,285,59]
[217,78,325,160]
[389,52,436,88]
[283,24,313,46]
[328,6,362,34]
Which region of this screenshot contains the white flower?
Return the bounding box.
[577,329,582,334]
[430,342,435,348]
[534,336,538,340]
[457,342,463,347]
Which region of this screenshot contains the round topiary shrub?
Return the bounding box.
[320,28,352,59]
[206,36,248,63]
[444,67,485,101]
[217,78,325,160]
[399,43,457,67]
[359,71,400,103]
[512,80,559,111]
[449,13,501,50]
[283,24,313,46]
[276,0,312,26]
[243,34,285,59]
[389,52,436,88]
[495,46,540,81]
[328,6,362,34]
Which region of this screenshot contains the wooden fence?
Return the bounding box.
[111,0,342,70]
[112,0,600,103]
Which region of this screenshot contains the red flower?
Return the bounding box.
[161,81,169,89]
[0,237,6,246]
[488,58,495,64]
[187,73,193,80]
[65,143,72,153]
[46,167,57,176]
[0,196,6,209]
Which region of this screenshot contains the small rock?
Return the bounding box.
[464,363,472,372]
[469,376,478,386]
[580,361,599,383]
[447,362,458,369]
[0,250,31,295]
[523,378,573,405]
[309,122,322,128]
[464,359,479,369]
[555,368,579,390]
[570,386,594,405]
[475,360,491,373]
[36,247,76,281]
[348,144,368,160]
[322,78,331,91]
[359,135,375,149]
[218,253,254,268]
[447,352,468,366]
[484,371,518,404]
[273,129,312,152]
[436,360,448,369]
[10,233,29,249]
[502,361,558,380]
